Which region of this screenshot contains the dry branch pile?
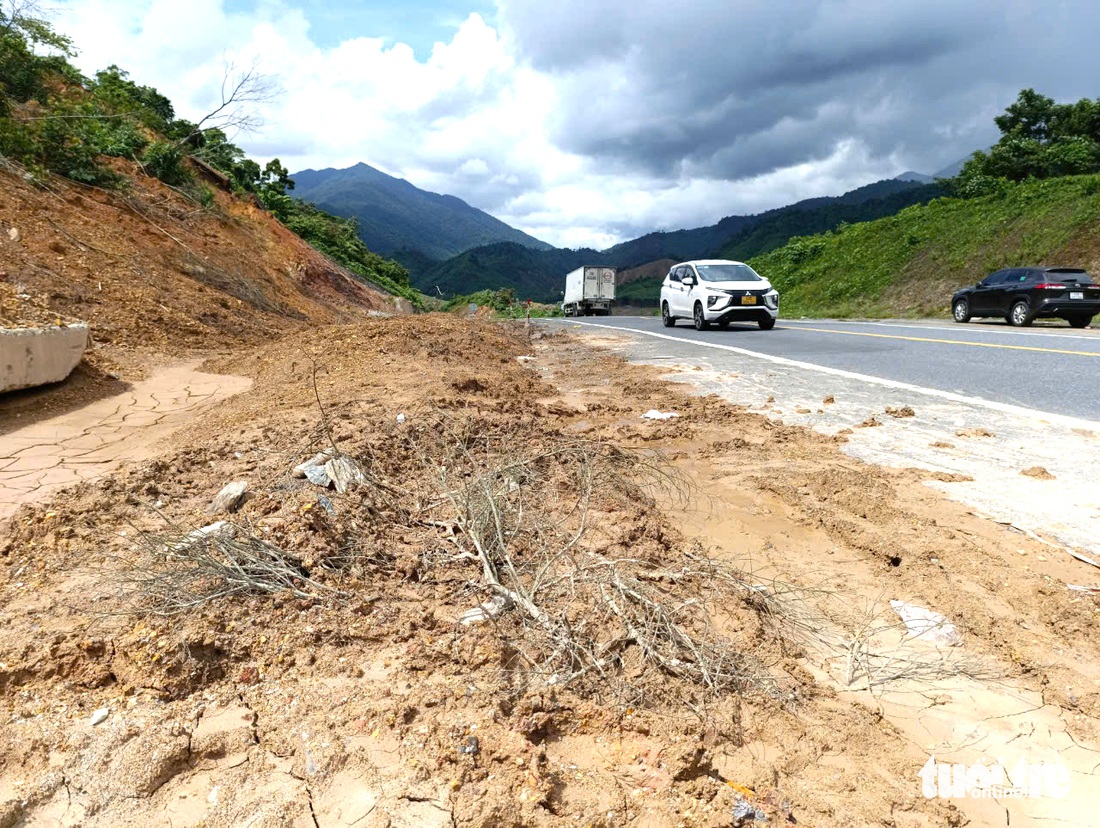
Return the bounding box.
[110,410,789,709]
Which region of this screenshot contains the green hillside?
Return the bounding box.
[749,174,1100,318]
[412,242,606,301]
[717,182,944,261]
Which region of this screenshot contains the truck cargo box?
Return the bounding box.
[563,266,616,316]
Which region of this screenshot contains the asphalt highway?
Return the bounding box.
[553,316,1100,422]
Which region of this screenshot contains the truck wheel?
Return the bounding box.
[693,302,709,331]
[661,302,675,327]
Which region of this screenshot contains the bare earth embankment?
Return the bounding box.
[1,316,1097,827]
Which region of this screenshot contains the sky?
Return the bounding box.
[51,0,1100,249]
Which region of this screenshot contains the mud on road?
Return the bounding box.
[1,316,1098,827]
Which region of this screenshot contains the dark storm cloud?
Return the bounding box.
[498,0,1100,180]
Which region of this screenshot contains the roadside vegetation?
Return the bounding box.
[0,2,421,306]
[441,287,562,318]
[751,89,1100,318]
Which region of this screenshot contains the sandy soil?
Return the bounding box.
[1,316,1097,827]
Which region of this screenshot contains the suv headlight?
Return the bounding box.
[764,290,779,309]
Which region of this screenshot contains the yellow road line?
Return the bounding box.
[789,325,1100,357]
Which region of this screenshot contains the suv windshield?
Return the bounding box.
[695,263,763,282]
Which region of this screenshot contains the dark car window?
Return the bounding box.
[668,268,681,283]
[1045,268,1090,283]
[982,271,1008,286]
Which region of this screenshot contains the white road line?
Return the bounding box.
[555,320,1100,431]
[781,318,1100,343]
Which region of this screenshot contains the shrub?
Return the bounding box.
[140,140,189,186]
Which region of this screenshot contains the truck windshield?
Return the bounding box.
[695,264,763,282]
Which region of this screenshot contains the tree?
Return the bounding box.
[0,0,76,109]
[92,65,174,129]
[255,158,295,220]
[993,88,1057,141]
[170,60,277,149]
[950,89,1100,195]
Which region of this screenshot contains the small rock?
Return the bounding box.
[8,227,21,243]
[885,405,915,418]
[90,707,109,726]
[459,736,480,756]
[856,416,881,428]
[1020,466,1055,480]
[207,480,248,514]
[822,395,835,404]
[396,413,406,424]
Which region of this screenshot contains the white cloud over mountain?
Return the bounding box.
[56,0,1100,249]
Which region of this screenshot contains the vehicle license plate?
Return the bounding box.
[741,296,757,305]
[1070,291,1084,299]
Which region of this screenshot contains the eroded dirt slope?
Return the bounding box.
[1,317,1096,827]
[0,162,391,357]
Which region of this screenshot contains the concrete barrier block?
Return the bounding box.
[1,323,89,393]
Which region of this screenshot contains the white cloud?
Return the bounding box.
[50,1,1100,250]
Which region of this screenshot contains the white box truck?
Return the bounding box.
[562,266,616,316]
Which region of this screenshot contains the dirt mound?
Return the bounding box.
[0,163,391,356]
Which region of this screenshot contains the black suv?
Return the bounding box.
[952,267,1100,327]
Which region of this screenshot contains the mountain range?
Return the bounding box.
[290,162,552,260]
[290,161,955,303]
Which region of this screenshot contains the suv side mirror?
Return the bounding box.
[682,275,696,286]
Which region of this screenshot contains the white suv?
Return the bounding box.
[660,259,779,330]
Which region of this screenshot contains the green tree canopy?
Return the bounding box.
[952,89,1100,195]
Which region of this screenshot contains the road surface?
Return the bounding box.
[554,316,1100,421]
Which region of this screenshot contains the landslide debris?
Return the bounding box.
[0,317,971,827]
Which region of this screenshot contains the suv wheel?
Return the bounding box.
[661,302,675,327]
[1009,300,1033,327]
[952,298,971,323]
[758,317,776,330]
[1068,315,1092,329]
[693,302,709,331]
